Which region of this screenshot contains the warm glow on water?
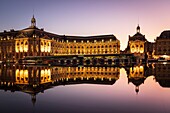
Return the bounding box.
[0,64,170,113]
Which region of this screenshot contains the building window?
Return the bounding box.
[25,41,28,45]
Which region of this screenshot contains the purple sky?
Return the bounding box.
[1,0,170,50]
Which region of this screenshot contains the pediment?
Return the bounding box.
[16,32,26,38]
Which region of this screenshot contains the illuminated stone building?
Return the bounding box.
[125,25,149,59]
[153,30,170,60]
[0,16,120,62]
[56,35,120,55]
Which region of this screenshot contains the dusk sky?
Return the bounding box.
[0,0,170,50]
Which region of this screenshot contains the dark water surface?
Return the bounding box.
[0,63,170,113]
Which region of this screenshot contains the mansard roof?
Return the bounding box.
[0,30,19,37]
[0,28,118,41]
[63,34,118,41]
[157,30,170,39]
[129,32,147,41]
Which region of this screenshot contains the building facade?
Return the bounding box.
[125,25,147,59]
[0,16,120,62]
[153,30,170,60]
[124,25,155,60]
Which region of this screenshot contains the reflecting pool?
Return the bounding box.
[0,63,170,113]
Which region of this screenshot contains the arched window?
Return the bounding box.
[25,41,28,45]
[41,42,43,45]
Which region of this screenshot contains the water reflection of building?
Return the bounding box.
[154,63,170,87]
[51,67,120,85]
[0,65,53,105]
[0,65,120,105]
[125,65,152,94]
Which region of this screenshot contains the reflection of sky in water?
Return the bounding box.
[0,66,170,113]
